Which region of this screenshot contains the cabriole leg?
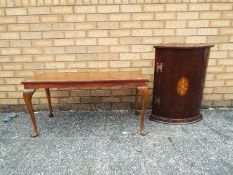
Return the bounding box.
[137,87,149,136]
[45,88,53,117]
[23,89,38,137]
[135,87,139,115]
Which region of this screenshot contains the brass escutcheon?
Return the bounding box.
[177,76,189,96]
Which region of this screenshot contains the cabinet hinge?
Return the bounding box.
[156,62,163,73]
[154,96,160,105]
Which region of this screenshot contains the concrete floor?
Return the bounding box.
[0,109,233,175]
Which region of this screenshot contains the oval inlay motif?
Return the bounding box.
[177,77,189,96]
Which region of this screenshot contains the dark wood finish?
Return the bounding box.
[150,43,214,123]
[22,71,149,137]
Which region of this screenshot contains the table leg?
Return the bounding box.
[23,89,38,137]
[45,88,53,117]
[137,87,149,136]
[135,88,139,115]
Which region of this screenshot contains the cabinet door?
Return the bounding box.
[153,48,207,118]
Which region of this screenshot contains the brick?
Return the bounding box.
[141,52,154,60]
[76,38,97,45]
[120,53,140,60]
[207,66,225,73]
[74,6,96,13]
[203,94,222,101]
[51,6,73,14]
[30,24,52,31]
[210,20,231,27]
[219,43,233,50]
[0,71,14,77]
[81,97,100,104]
[18,16,39,23]
[88,30,108,37]
[214,87,233,94]
[109,14,130,21]
[176,29,197,36]
[22,48,43,54]
[3,64,23,70]
[87,14,108,21]
[87,46,108,53]
[0,41,9,47]
[52,23,74,30]
[198,28,218,35]
[0,16,17,23]
[0,24,7,32]
[54,39,74,46]
[210,51,227,59]
[98,38,118,45]
[28,7,50,14]
[207,36,228,43]
[220,28,233,35]
[132,13,153,21]
[154,29,175,36]
[97,22,119,29]
[32,39,53,47]
[66,62,87,69]
[98,53,119,60]
[200,12,221,19]
[97,5,119,13]
[131,45,152,52]
[110,46,130,52]
[0,8,4,15]
[5,78,25,85]
[166,4,187,11]
[76,54,98,61]
[40,15,62,23]
[65,31,85,38]
[12,55,32,62]
[43,31,64,38]
[188,20,209,28]
[216,73,233,80]
[63,14,85,22]
[144,4,164,12]
[121,5,142,12]
[120,21,141,28]
[102,97,120,103]
[165,21,186,28]
[0,56,11,62]
[120,37,141,45]
[34,55,54,62]
[177,12,199,19]
[55,55,75,61]
[0,92,7,98]
[10,40,31,47]
[20,32,41,39]
[7,91,24,98]
[164,36,185,43]
[109,29,130,37]
[44,47,65,54]
[189,3,210,11]
[66,46,87,53]
[91,89,111,96]
[225,80,233,86]
[211,3,232,10]
[143,21,164,28]
[186,36,206,43]
[45,62,65,69]
[132,29,152,36]
[24,63,44,70]
[75,23,96,30]
[142,37,163,44]
[205,80,225,87]
[132,60,152,67]
[217,59,233,65]
[156,12,176,20]
[1,48,21,55]
[110,61,130,68]
[71,90,90,97]
[6,8,27,15]
[8,24,29,31]
[88,61,108,68]
[223,94,233,100]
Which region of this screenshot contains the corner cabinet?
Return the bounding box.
[150,43,214,123]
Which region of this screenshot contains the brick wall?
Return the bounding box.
[0,0,233,112]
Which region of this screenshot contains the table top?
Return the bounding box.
[22,71,149,84]
[154,43,214,49]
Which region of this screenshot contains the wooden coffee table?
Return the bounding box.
[22,71,149,137]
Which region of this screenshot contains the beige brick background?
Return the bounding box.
[0,0,233,112]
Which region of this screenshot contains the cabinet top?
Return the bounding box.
[154,43,214,49]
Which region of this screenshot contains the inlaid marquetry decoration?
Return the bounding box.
[177,76,189,96]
